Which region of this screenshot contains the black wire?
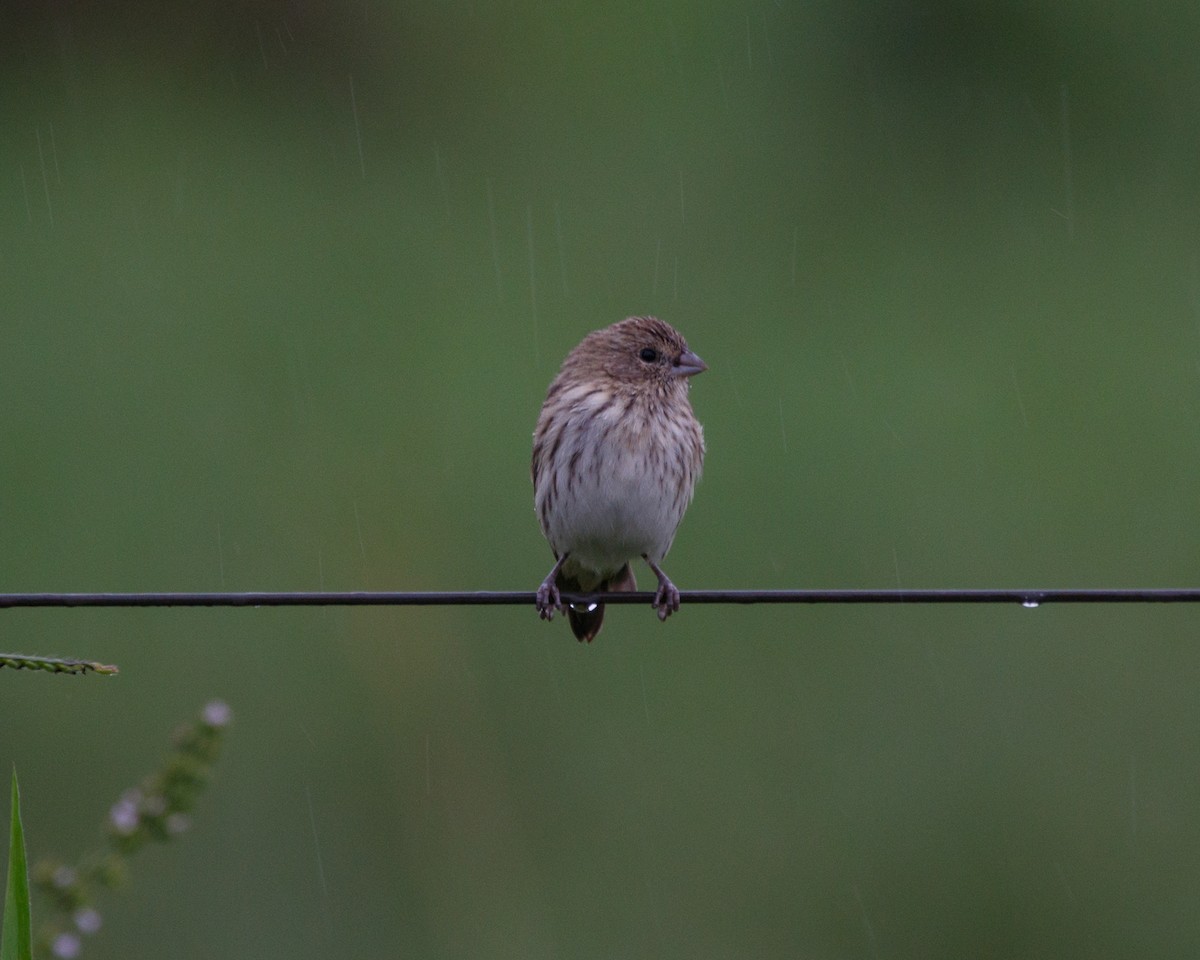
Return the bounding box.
[1,588,1199,608]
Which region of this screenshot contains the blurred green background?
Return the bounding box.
[4,1,1200,956]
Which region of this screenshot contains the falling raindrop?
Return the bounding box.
[486,178,503,302]
[35,127,53,227]
[349,76,365,179]
[1060,84,1075,240]
[554,200,569,298]
[526,204,539,361]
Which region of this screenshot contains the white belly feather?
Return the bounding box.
[535,386,701,585]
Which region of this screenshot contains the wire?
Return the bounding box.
[1,588,1199,609]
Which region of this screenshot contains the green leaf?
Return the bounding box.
[1,770,33,960]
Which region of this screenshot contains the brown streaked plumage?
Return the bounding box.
[532,316,706,641]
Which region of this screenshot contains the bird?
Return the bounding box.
[532,316,706,641]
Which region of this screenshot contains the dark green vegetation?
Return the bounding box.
[3,2,1200,956]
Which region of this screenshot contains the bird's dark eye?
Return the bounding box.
[639,347,659,363]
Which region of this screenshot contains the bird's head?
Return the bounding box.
[569,316,707,392]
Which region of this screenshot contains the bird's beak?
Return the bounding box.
[672,350,708,377]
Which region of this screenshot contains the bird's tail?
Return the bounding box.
[565,564,637,642]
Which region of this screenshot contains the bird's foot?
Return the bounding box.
[644,555,681,622]
[536,577,562,620]
[536,554,568,621]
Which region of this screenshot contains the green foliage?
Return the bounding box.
[2,771,33,960]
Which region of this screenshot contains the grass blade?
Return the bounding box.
[2,770,33,960]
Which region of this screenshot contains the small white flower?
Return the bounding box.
[203,700,233,727]
[167,812,192,835]
[52,865,77,888]
[109,797,140,834]
[74,907,103,934]
[52,932,81,958]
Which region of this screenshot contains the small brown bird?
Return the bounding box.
[532,316,706,641]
